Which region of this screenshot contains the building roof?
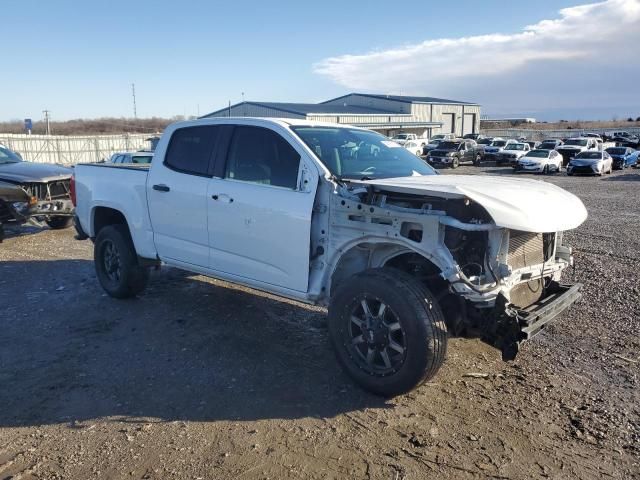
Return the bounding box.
[203,101,401,118]
[322,93,479,106]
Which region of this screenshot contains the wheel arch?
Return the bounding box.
[91,206,129,238]
[327,240,448,298]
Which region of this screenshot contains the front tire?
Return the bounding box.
[451,157,459,169]
[46,216,73,229]
[94,224,149,299]
[328,268,447,397]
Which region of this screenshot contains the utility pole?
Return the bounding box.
[43,110,51,135]
[131,83,137,119]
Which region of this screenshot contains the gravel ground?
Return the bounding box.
[0,165,638,479]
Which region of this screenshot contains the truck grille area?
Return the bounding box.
[508,231,555,270]
[21,180,70,201]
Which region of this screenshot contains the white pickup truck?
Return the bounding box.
[73,118,587,396]
[390,133,427,146]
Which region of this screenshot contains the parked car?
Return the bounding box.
[0,181,33,241]
[605,147,636,169]
[538,139,563,150]
[422,138,444,155]
[430,133,456,142]
[556,137,600,166]
[628,150,640,167]
[496,142,531,166]
[462,133,484,140]
[566,150,613,176]
[391,133,427,147]
[403,141,424,157]
[482,138,517,161]
[0,144,74,229]
[524,141,541,150]
[426,140,483,168]
[475,137,494,154]
[73,118,587,397]
[515,149,563,174]
[613,135,640,148]
[109,151,154,165]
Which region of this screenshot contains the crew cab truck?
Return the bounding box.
[426,139,483,168]
[73,118,587,397]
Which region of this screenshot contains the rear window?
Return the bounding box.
[131,155,152,164]
[165,126,220,176]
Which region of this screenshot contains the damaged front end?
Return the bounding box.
[19,180,74,222]
[0,178,73,239]
[325,179,583,361]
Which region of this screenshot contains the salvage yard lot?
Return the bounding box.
[0,166,638,479]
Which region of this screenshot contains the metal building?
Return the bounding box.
[202,93,481,138]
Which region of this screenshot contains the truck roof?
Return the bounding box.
[172,117,370,131]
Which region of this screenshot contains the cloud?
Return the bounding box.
[314,0,640,117]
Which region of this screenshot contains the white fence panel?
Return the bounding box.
[0,133,151,165]
[481,127,640,140]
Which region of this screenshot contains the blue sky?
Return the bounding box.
[3,0,639,122]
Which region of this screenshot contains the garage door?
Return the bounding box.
[463,113,476,135]
[441,113,455,133]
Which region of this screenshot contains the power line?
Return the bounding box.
[43,110,51,135]
[131,83,137,119]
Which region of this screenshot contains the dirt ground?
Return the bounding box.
[1,166,638,479]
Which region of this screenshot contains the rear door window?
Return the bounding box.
[165,126,220,176]
[225,126,301,189]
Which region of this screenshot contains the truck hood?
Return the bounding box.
[362,175,587,233]
[0,161,72,183]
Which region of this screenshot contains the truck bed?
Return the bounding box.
[74,162,156,259]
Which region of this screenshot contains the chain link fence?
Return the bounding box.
[0,133,152,165]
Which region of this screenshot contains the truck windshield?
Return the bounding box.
[291,126,436,179]
[491,141,507,147]
[393,134,408,140]
[564,139,588,146]
[0,146,23,164]
[505,144,526,150]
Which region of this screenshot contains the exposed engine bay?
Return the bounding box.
[311,180,580,361]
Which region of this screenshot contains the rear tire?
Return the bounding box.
[474,154,482,166]
[94,224,149,299]
[328,268,447,397]
[46,216,73,229]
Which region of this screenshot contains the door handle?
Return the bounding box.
[152,184,170,192]
[211,194,233,203]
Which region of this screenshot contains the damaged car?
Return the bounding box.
[0,144,74,230]
[73,119,587,397]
